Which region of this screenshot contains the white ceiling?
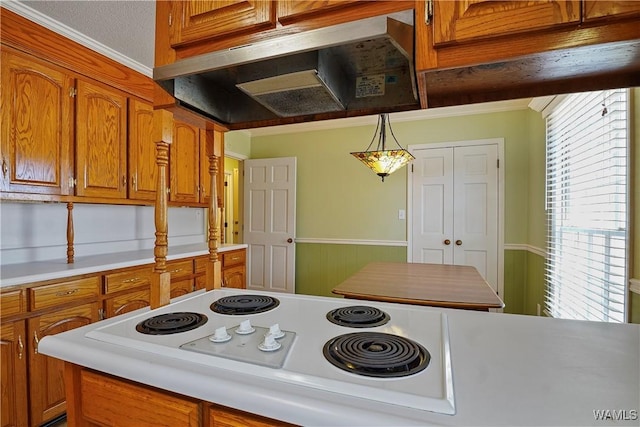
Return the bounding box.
[7,1,535,136]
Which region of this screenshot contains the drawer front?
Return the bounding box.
[30,277,100,311]
[104,266,152,294]
[0,289,25,317]
[222,249,245,268]
[167,259,193,280]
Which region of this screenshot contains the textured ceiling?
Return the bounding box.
[20,0,156,69]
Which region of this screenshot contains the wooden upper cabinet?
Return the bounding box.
[128,98,157,201]
[75,79,128,199]
[583,1,640,21]
[432,0,581,46]
[169,0,276,47]
[276,0,362,25]
[1,50,73,196]
[170,120,200,204]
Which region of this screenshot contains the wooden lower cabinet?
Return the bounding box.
[1,320,28,427]
[221,249,246,289]
[28,302,100,426]
[65,366,295,427]
[103,289,150,318]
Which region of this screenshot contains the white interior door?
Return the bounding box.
[410,142,500,292]
[243,157,296,293]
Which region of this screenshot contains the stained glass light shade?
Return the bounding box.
[351,114,414,182]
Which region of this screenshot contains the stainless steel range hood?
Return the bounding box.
[153,12,420,129]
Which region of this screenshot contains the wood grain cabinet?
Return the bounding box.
[583,0,640,21]
[170,120,201,204]
[128,98,157,201]
[169,1,276,48]
[222,249,246,289]
[431,1,580,46]
[0,290,28,427]
[168,259,196,298]
[1,49,74,196]
[103,266,153,318]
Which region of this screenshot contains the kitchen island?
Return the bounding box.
[38,289,639,426]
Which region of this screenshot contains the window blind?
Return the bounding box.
[545,89,628,323]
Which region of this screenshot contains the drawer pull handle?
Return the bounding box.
[55,288,79,297]
[33,331,39,354]
[230,257,240,261]
[169,268,183,274]
[122,277,142,284]
[18,335,24,360]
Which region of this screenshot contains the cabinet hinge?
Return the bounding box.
[425,0,433,25]
[69,87,77,98]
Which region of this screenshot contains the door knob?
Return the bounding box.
[287,238,293,243]
[443,239,451,245]
[455,240,462,246]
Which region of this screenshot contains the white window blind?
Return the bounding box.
[545,89,628,323]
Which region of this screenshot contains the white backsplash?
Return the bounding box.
[0,202,206,265]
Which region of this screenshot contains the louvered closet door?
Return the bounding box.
[411,143,499,292]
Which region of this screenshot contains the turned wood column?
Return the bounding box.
[205,129,222,290]
[66,202,74,263]
[151,109,173,308]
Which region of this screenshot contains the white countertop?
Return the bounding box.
[0,243,247,288]
[38,292,640,426]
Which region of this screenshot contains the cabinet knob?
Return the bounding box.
[456,240,463,246]
[444,239,451,245]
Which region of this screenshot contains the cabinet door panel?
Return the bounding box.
[433,0,580,46]
[76,79,127,199]
[277,0,361,25]
[170,121,200,204]
[222,265,245,289]
[28,302,99,426]
[170,1,275,47]
[128,99,157,201]
[1,50,73,195]
[583,1,640,21]
[104,289,150,318]
[1,320,28,427]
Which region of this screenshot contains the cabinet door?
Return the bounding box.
[583,1,640,21]
[1,50,73,195]
[104,289,150,318]
[128,98,157,201]
[1,320,28,427]
[170,120,200,204]
[75,79,128,199]
[28,302,99,426]
[277,0,362,25]
[208,403,291,427]
[432,0,580,46]
[222,265,246,289]
[170,1,276,47]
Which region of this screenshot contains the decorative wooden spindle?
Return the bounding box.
[205,129,222,290]
[66,202,74,263]
[150,109,173,308]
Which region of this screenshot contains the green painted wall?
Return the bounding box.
[224,130,251,157]
[296,243,407,298]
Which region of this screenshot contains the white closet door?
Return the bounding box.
[411,143,499,292]
[452,144,499,291]
[411,147,454,264]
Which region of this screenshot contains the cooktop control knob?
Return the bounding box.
[236,319,255,335]
[258,333,282,352]
[268,323,285,339]
[209,326,232,343]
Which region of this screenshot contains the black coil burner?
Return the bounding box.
[323,332,430,378]
[326,306,390,328]
[135,312,207,335]
[210,294,280,315]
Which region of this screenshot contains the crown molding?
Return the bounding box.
[2,1,153,77]
[245,98,532,137]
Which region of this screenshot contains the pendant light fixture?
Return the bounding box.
[351,113,414,182]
